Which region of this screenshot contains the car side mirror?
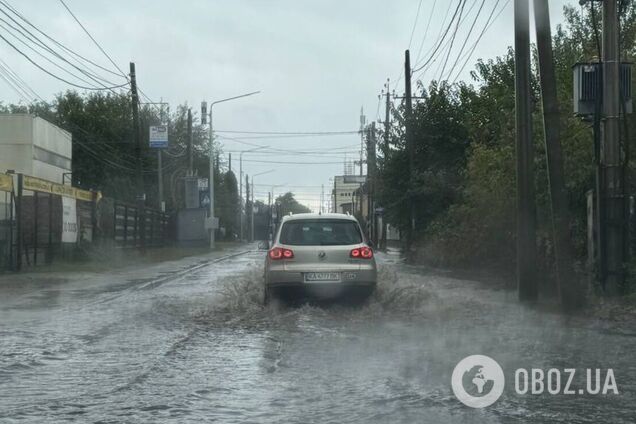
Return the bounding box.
[258,240,270,250]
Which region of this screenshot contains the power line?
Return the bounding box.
[441,0,487,82]
[0,17,118,90]
[437,0,468,81]
[0,57,43,101]
[57,0,126,78]
[0,0,124,78]
[412,0,466,74]
[414,0,439,66]
[0,1,126,90]
[450,0,508,83]
[408,0,424,49]
[0,31,128,90]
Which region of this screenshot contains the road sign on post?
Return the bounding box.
[149,125,169,148]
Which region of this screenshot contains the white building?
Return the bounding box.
[331,175,365,214]
[0,114,72,184]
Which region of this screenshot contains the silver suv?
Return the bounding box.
[263,213,377,303]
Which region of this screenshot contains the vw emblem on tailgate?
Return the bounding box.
[318,251,326,260]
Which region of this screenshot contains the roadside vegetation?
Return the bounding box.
[378,5,636,296]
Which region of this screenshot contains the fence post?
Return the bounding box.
[123,205,128,247]
[133,207,138,248]
[34,191,38,266]
[16,174,23,271]
[48,193,53,265]
[91,191,98,244]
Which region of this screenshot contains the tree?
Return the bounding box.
[218,170,239,239]
[276,192,311,216]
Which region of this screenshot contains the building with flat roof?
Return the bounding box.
[0,114,72,184]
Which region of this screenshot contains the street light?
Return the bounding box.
[250,169,275,242]
[204,90,260,248]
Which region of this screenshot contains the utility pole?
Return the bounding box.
[384,79,391,156]
[321,184,324,213]
[514,0,537,301]
[333,177,337,213]
[187,108,193,175]
[600,0,624,295]
[228,153,232,174]
[245,174,250,242]
[359,107,366,176]
[206,103,216,249]
[404,49,415,251]
[130,62,145,252]
[367,122,377,242]
[533,0,580,308]
[239,156,243,241]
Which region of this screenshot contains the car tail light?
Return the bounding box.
[350,246,373,259]
[269,247,294,260]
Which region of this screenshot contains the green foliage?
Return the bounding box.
[276,192,311,216]
[377,3,636,274]
[1,91,242,234]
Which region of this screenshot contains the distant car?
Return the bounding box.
[263,213,377,304]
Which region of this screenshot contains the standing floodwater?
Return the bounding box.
[0,250,634,423]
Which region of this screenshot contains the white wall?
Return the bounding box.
[0,114,71,183]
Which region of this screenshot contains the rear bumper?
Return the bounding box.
[267,282,376,300]
[266,268,377,287]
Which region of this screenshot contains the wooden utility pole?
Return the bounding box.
[601,0,624,295]
[533,0,581,308]
[404,49,415,251]
[187,108,193,175]
[514,0,537,301]
[129,62,145,252]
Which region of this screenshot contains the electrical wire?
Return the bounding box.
[450,0,508,84]
[408,0,424,49]
[0,2,127,90]
[412,0,466,74]
[0,0,123,78]
[0,31,128,90]
[57,0,127,78]
[440,0,487,82]
[0,17,119,90]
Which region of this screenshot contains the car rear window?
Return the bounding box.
[279,219,362,246]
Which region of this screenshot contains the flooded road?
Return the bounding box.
[0,249,634,423]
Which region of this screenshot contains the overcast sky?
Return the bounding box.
[0,0,578,211]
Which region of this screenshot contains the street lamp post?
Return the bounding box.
[205,90,260,248]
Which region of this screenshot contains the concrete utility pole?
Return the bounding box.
[245,174,250,242]
[359,107,366,176]
[601,0,624,295]
[384,79,391,156]
[187,108,193,175]
[129,62,145,252]
[533,0,580,308]
[207,105,215,249]
[514,0,537,301]
[367,122,377,242]
[404,49,415,250]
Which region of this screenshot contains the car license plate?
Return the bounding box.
[304,272,341,282]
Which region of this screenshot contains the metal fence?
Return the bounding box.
[113,202,169,248]
[0,173,172,271]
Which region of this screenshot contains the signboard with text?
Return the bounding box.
[149,125,169,148]
[61,196,78,243]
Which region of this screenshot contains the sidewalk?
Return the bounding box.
[0,242,255,286]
